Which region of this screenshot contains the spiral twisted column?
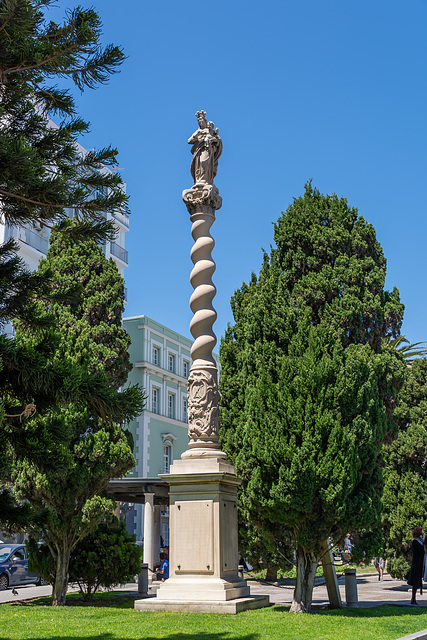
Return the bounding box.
[182,177,225,458]
[189,210,217,369]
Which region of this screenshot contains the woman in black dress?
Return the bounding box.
[408,527,425,605]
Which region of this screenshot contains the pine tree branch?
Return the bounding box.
[29,80,75,114]
[0,2,18,36]
[2,41,81,77]
[32,23,71,40]
[5,403,37,421]
[0,188,65,208]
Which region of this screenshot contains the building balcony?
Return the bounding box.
[7,224,49,255]
[112,208,130,228]
[110,241,128,264]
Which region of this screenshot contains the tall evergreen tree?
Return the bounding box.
[0,231,136,531]
[220,183,405,612]
[0,0,127,227]
[382,358,427,579]
[0,0,130,529]
[12,219,144,606]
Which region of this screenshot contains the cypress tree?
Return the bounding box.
[382,358,427,578]
[12,219,144,606]
[220,182,405,612]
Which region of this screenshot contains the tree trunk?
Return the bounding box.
[290,545,319,613]
[51,545,71,606]
[265,566,278,582]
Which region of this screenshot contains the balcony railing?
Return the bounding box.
[7,225,49,254]
[112,209,129,228]
[110,241,128,264]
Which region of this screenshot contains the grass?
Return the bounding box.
[248,563,378,582]
[1,594,427,640]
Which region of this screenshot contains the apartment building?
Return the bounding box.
[121,315,193,544]
[0,140,129,336]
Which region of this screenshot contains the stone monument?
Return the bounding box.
[134,112,269,613]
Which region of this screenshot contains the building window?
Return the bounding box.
[167,393,175,419]
[152,346,159,366]
[183,360,189,378]
[152,388,159,414]
[163,444,171,473]
[168,354,175,373]
[183,397,188,423]
[161,434,176,475]
[161,519,169,546]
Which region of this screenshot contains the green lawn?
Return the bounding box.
[1,595,427,640]
[247,563,378,582]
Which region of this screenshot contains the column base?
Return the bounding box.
[134,595,270,614]
[151,574,250,601]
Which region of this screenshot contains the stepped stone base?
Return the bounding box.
[134,594,270,614]
[139,457,270,614]
[151,574,250,601]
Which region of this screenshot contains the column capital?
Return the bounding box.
[182,184,222,214]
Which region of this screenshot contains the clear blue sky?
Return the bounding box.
[54,0,427,346]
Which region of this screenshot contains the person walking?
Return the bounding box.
[344,533,353,561]
[373,557,386,581]
[407,527,424,605]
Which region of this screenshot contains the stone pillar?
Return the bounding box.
[135,111,268,613]
[138,563,149,596]
[143,493,154,579]
[181,116,224,462]
[344,568,358,607]
[154,504,161,562]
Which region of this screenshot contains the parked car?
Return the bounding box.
[0,544,44,590]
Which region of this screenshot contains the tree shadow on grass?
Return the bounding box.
[0,634,260,640]
[9,593,141,609]
[272,603,427,618]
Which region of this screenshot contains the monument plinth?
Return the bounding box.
[135,112,269,614]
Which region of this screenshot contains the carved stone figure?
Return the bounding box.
[187,369,220,442]
[188,111,223,186]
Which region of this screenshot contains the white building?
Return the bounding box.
[0,141,129,335]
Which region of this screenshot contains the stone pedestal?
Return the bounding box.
[134,457,269,613]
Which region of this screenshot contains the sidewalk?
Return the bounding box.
[113,572,425,610]
[245,572,425,609]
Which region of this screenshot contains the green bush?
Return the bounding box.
[387,554,411,580]
[68,516,142,601]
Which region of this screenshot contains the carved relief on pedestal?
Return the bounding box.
[187,369,220,444]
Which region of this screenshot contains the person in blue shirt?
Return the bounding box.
[157,552,169,580]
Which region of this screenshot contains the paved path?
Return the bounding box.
[0,582,77,604]
[0,573,423,609]
[247,573,424,609]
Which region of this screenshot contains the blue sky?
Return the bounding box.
[54,0,426,346]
